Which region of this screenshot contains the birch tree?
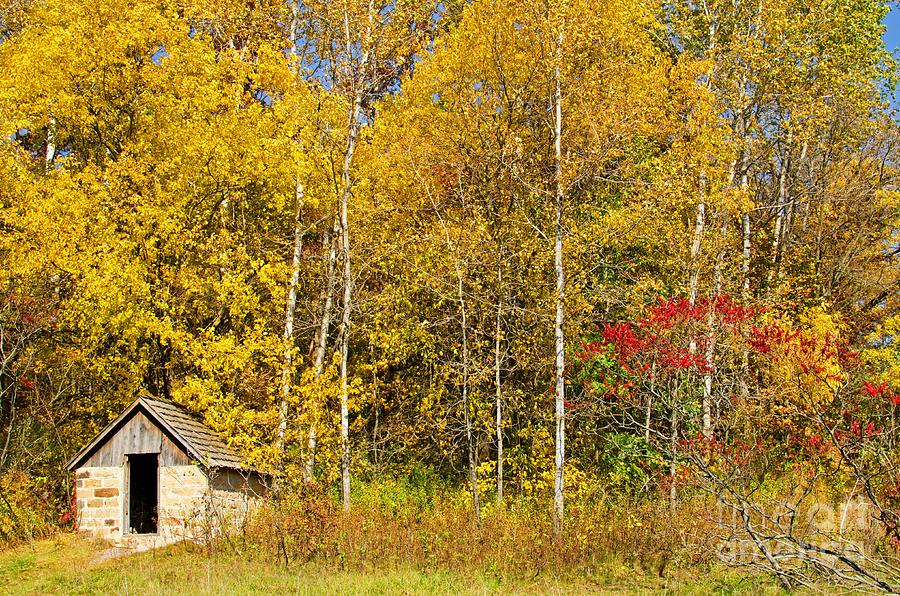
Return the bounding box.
[550,8,566,540]
[293,0,437,507]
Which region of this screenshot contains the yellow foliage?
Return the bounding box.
[756,307,846,425]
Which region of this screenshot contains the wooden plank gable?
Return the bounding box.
[83,411,190,468]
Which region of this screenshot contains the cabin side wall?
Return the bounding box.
[208,470,266,530]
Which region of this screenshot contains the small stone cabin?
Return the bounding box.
[66,396,266,547]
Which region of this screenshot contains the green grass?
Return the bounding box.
[0,534,781,595]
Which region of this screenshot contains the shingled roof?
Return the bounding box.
[66,396,248,471]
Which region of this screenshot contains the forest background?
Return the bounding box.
[1,0,900,590]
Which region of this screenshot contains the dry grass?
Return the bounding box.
[0,529,778,595]
[0,482,786,594]
[0,534,495,595]
[213,487,779,594]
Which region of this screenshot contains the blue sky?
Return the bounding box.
[883,4,900,103]
[886,3,900,56]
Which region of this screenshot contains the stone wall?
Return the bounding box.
[208,469,266,533]
[75,464,263,547]
[75,466,123,540]
[157,464,208,543]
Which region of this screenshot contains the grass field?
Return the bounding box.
[0,533,781,595]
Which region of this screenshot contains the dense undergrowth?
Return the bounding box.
[5,467,900,592]
[0,470,74,545]
[0,475,754,594]
[234,483,706,580]
[2,471,715,581]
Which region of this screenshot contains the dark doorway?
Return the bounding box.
[128,453,158,534]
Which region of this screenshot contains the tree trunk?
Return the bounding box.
[334,0,374,514]
[457,258,481,527]
[338,101,362,511]
[303,215,340,483]
[669,398,678,510]
[702,215,727,438]
[780,141,807,286]
[645,358,656,444]
[494,267,504,505]
[313,217,340,375]
[688,197,706,307]
[277,179,305,453]
[768,130,792,292]
[551,23,566,542]
[690,172,707,437]
[737,213,751,397]
[45,117,56,169]
[738,118,751,302]
[740,127,752,400]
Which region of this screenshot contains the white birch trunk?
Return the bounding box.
[778,141,807,287]
[335,0,373,512]
[741,206,751,298]
[314,217,340,375]
[551,24,566,542]
[45,117,56,169]
[740,211,751,399]
[277,179,305,452]
[338,105,362,511]
[768,132,791,291]
[690,172,707,438]
[669,402,678,509]
[772,163,786,258]
[645,358,656,444]
[739,118,752,397]
[702,216,727,438]
[689,197,706,307]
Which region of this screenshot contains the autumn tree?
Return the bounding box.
[289,0,438,508]
[0,0,330,473]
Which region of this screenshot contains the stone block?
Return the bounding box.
[95,488,118,498]
[88,499,103,508]
[86,468,113,478]
[169,487,200,497]
[163,481,206,492]
[160,506,192,515]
